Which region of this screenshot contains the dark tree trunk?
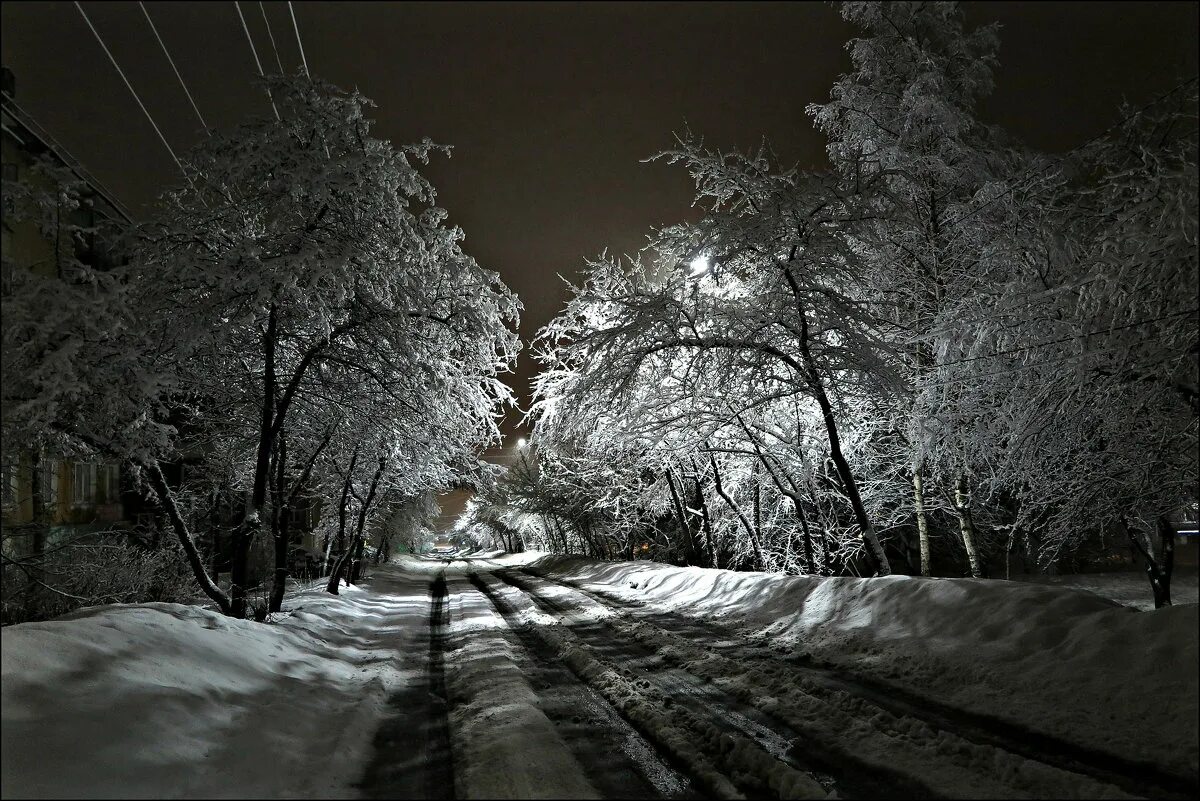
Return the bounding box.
[270,427,332,613]
[691,460,717,568]
[210,490,222,578]
[232,306,279,619]
[331,454,386,591]
[709,450,764,571]
[325,460,358,592]
[144,462,232,615]
[552,515,570,554]
[736,416,818,574]
[268,431,288,615]
[665,468,700,566]
[349,535,367,585]
[1127,517,1175,609]
[24,451,48,616]
[784,266,890,576]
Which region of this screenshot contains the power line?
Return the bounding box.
[259,1,285,75]
[138,1,209,135]
[288,1,311,79]
[234,1,280,120]
[915,341,1193,393]
[924,307,1198,372]
[74,2,189,180]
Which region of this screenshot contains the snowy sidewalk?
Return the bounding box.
[1,565,433,799]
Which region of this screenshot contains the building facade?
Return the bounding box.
[1,66,134,548]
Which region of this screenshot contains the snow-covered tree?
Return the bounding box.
[124,75,519,617]
[807,0,1021,576]
[929,88,1198,599]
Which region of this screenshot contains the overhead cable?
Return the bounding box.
[259,1,286,74]
[234,1,280,120]
[139,1,210,135]
[288,1,311,79]
[74,1,189,180]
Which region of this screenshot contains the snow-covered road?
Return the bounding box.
[3,553,1196,799]
[360,555,1197,800]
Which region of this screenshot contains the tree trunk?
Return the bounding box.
[326,468,357,593]
[709,450,764,571]
[325,548,354,595]
[666,468,701,565]
[551,515,568,553]
[229,515,257,619]
[753,463,763,562]
[336,451,359,556]
[690,460,716,568]
[913,466,932,576]
[209,490,222,578]
[953,474,982,578]
[1127,517,1174,609]
[269,432,288,614]
[270,427,332,611]
[348,534,367,585]
[144,462,232,615]
[338,454,386,589]
[784,266,890,576]
[736,414,819,574]
[231,306,280,619]
[23,451,48,616]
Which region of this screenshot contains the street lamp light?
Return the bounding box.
[517,437,527,449]
[688,255,710,277]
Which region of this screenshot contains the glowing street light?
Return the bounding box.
[517,437,527,449]
[688,255,710,277]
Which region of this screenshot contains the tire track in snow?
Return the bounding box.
[488,570,918,800]
[526,569,1196,800]
[356,571,456,799]
[465,572,704,800]
[508,570,1149,800]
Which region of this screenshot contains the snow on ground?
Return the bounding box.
[0,570,431,799]
[3,552,1196,798]
[397,557,601,800]
[501,552,1200,783]
[1012,565,1199,611]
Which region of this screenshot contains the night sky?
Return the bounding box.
[3,1,1197,527]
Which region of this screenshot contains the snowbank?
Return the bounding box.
[507,552,1200,781]
[1,576,427,799]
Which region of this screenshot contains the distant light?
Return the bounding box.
[688,256,710,276]
[517,438,527,449]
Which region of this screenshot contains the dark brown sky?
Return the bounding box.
[3,1,1197,528]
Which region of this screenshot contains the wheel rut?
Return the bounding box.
[492,570,919,800]
[523,569,1197,800]
[356,572,456,800]
[466,572,705,800]
[508,568,1180,801]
